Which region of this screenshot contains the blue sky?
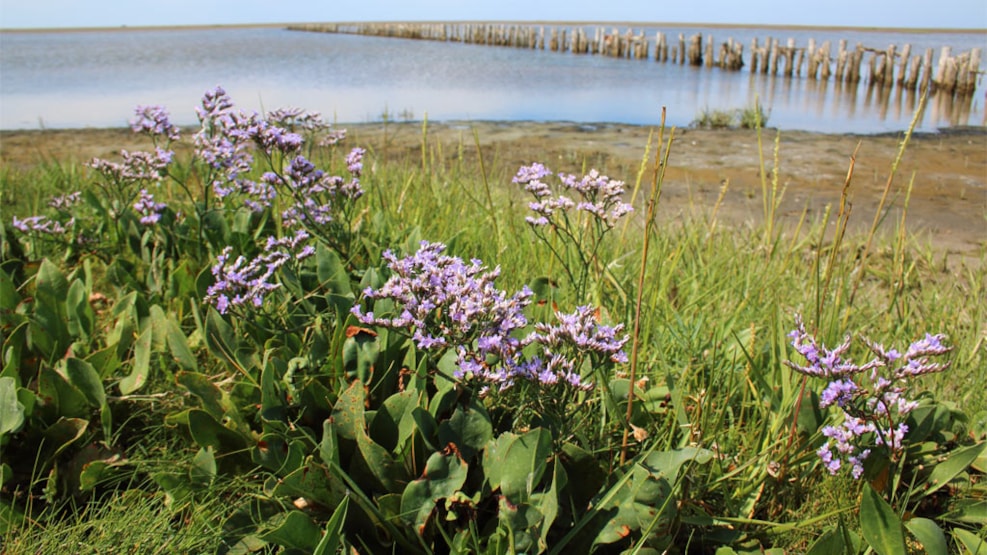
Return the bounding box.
[1,0,985,29]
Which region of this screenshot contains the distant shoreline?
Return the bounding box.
[1,21,984,35]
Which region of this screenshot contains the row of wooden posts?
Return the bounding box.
[287,22,983,96]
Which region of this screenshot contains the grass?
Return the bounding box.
[1,109,983,553]
[692,102,770,129]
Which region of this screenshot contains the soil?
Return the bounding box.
[2,121,984,261]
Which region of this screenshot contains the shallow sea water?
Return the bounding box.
[1,25,984,132]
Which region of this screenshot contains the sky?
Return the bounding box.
[1,0,986,30]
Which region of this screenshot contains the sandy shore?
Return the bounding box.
[2,122,984,260]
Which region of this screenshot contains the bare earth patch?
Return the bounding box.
[2,122,984,260]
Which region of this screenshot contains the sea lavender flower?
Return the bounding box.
[48,191,82,211]
[319,128,348,147]
[88,148,173,184]
[786,314,952,478]
[130,105,180,141]
[12,215,74,235]
[203,229,312,315]
[559,170,633,227]
[345,147,366,177]
[133,189,167,225]
[266,107,330,132]
[352,241,531,359]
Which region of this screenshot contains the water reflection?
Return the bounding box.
[0,27,983,132]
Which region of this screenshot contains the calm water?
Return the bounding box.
[1,26,985,133]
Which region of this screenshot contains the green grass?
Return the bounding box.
[2,112,983,553]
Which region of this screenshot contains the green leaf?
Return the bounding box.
[331,380,366,441]
[483,428,552,505]
[190,447,217,486]
[261,510,322,551]
[39,367,89,419]
[437,398,493,460]
[42,417,88,462]
[941,498,987,525]
[176,372,226,421]
[313,497,349,555]
[65,278,94,342]
[316,243,352,297]
[164,316,198,372]
[860,483,907,555]
[914,442,986,501]
[0,377,25,437]
[953,528,987,555]
[806,526,849,555]
[186,409,247,454]
[356,427,408,493]
[273,460,346,509]
[400,451,468,532]
[120,323,152,394]
[63,357,104,408]
[905,517,948,555]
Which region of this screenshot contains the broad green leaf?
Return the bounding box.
[356,427,408,493]
[39,367,89,419]
[165,316,198,372]
[437,399,493,460]
[273,460,346,509]
[954,528,987,555]
[644,446,714,483]
[914,442,986,501]
[41,417,88,462]
[79,460,111,491]
[186,409,247,454]
[316,243,352,297]
[368,390,417,453]
[119,323,152,394]
[65,278,93,342]
[905,517,948,555]
[941,499,987,525]
[860,483,907,555]
[331,380,366,441]
[35,259,69,300]
[400,451,468,532]
[483,428,552,505]
[313,497,349,555]
[190,447,217,486]
[0,377,25,436]
[63,357,104,408]
[261,511,322,551]
[806,526,849,555]
[0,269,20,311]
[176,372,226,421]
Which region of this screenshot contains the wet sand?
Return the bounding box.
[2,122,984,259]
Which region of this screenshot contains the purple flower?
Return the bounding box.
[130,105,180,141]
[345,147,366,177]
[787,314,951,480]
[133,188,167,225]
[12,215,74,235]
[48,191,82,211]
[203,230,312,314]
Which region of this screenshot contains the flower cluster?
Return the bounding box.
[786,314,951,479]
[88,147,173,184]
[266,152,365,228]
[266,107,331,133]
[352,241,630,392]
[130,105,180,141]
[193,86,303,208]
[203,229,313,315]
[48,191,82,211]
[12,215,74,235]
[512,164,633,228]
[133,189,167,225]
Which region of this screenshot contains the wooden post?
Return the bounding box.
[783,38,796,77]
[964,48,982,95]
[807,38,818,78]
[770,37,780,75]
[897,44,911,85]
[935,46,952,90]
[678,33,686,64]
[884,45,896,85]
[820,41,832,80]
[921,48,935,92]
[750,38,760,73]
[704,34,714,67]
[688,33,703,66]
[835,39,847,81]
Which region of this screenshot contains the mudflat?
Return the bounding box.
[2,121,984,259]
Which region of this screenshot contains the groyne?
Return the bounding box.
[288,22,983,97]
